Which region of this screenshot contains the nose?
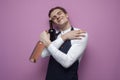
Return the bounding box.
[56,15,60,20]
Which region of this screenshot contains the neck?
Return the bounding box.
[59,21,71,31]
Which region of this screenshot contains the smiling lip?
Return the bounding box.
[58,18,63,22]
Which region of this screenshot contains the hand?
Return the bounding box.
[61,30,86,41]
[40,31,51,47]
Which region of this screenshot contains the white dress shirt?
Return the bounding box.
[41,27,88,68]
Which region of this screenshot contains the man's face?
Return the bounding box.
[50,9,69,26]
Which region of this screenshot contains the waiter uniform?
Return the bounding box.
[41,27,88,80]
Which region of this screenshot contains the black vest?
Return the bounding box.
[46,27,79,80]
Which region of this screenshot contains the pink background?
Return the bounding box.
[0,0,120,80]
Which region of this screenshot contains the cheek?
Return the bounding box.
[63,17,68,22]
[53,20,57,23]
[62,15,68,20]
[52,20,58,24]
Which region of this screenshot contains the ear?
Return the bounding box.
[66,14,69,18]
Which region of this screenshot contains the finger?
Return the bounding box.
[80,31,86,34]
[74,30,83,34]
[76,30,81,33]
[79,35,86,37]
[45,30,50,34]
[80,30,86,33]
[45,30,48,33]
[74,37,82,40]
[75,34,85,37]
[77,30,86,34]
[76,38,82,40]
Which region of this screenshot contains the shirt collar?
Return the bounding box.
[61,27,72,34]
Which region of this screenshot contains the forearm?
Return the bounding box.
[47,32,88,68]
[41,37,64,58]
[41,48,50,58]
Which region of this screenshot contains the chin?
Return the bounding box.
[59,20,68,25]
[56,22,63,26]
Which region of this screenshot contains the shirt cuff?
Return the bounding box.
[51,37,64,48]
[47,43,58,55]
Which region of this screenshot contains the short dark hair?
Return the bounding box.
[48,6,67,17]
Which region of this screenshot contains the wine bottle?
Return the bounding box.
[29,20,56,63]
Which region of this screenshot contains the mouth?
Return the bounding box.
[58,18,63,22]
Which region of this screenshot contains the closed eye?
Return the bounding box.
[57,11,62,15]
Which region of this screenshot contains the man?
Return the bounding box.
[40,6,88,80]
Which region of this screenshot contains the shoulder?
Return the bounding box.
[73,27,88,37]
[71,27,88,44]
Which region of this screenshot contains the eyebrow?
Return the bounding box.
[57,11,62,14]
[51,11,63,18]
